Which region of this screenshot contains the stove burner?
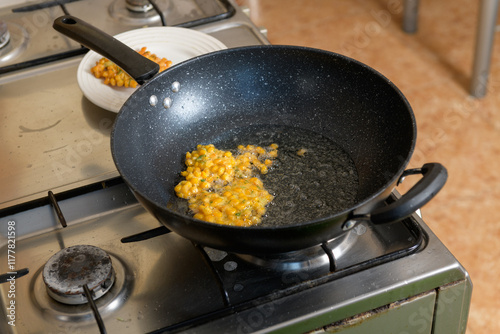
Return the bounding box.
[126,0,153,12]
[109,0,171,26]
[42,245,115,305]
[0,20,10,49]
[236,227,359,271]
[0,22,29,65]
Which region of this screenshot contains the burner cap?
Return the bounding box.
[42,245,115,305]
[109,0,172,26]
[126,0,153,12]
[0,20,10,49]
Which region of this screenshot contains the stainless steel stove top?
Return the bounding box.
[0,1,471,333]
[0,0,249,70]
[0,179,471,333]
[0,0,267,210]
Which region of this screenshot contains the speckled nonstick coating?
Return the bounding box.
[109,45,430,254]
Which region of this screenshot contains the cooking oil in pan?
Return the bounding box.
[205,125,359,227]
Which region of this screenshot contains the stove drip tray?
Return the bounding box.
[42,245,115,305]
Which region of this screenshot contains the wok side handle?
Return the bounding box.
[370,163,447,224]
[53,15,159,84]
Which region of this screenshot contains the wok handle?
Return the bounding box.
[53,15,159,85]
[370,163,447,224]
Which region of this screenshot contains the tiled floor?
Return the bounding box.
[235,0,500,332]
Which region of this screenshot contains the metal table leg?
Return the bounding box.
[470,0,499,97]
[403,0,499,98]
[403,0,420,33]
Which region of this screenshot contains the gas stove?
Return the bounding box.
[0,1,471,333]
[0,179,471,333]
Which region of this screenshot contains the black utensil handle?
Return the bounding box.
[53,15,159,85]
[370,163,447,224]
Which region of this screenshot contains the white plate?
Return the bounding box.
[77,27,227,113]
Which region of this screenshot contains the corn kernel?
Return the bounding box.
[174,143,278,226]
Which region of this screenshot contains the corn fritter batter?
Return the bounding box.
[174,144,278,226]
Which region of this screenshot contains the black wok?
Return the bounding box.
[54,16,447,254]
